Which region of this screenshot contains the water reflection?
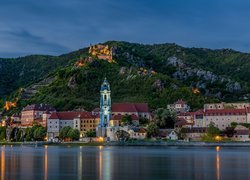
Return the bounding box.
[44,145,48,180]
[99,146,103,180]
[1,146,5,180]
[216,151,220,180]
[1,146,250,179]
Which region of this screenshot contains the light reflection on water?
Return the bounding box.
[1,145,250,179]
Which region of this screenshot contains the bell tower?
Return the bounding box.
[99,78,111,128]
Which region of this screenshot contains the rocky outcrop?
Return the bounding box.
[167,56,244,95]
[68,75,77,89]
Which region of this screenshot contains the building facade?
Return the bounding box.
[99,78,111,127]
[21,104,56,127]
[168,99,190,114]
[47,111,99,141]
[204,109,247,130]
[112,103,151,120]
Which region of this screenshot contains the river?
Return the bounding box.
[0,145,250,179]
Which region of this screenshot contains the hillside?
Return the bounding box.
[1,41,250,114]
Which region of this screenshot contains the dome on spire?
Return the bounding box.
[101,78,110,91]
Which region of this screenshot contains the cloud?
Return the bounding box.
[0,0,250,57]
[0,29,69,57]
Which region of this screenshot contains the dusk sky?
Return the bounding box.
[1,0,250,57]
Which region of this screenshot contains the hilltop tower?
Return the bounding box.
[97,78,111,137]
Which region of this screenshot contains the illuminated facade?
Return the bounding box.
[99,78,111,127]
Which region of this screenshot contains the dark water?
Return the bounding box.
[0,145,250,180]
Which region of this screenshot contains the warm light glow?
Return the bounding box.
[216,150,220,180]
[4,101,17,111]
[99,146,103,150]
[99,146,103,180]
[192,87,200,94]
[215,136,222,141]
[44,146,48,180]
[98,137,104,142]
[44,137,48,141]
[1,146,5,180]
[216,146,220,152]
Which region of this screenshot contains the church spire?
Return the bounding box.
[99,78,111,128]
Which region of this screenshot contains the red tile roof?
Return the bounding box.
[205,109,247,116]
[49,111,94,120]
[112,103,150,113]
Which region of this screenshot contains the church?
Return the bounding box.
[96,78,151,140]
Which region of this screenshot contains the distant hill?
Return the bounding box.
[1,41,249,114]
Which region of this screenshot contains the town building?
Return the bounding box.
[97,78,112,137]
[168,99,190,114]
[112,103,151,120]
[11,114,21,123]
[159,129,178,140]
[180,127,207,141]
[128,127,147,139]
[232,125,250,141]
[203,109,247,130]
[21,104,56,127]
[110,114,139,127]
[47,111,99,141]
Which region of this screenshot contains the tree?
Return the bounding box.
[0,127,6,141]
[121,115,132,126]
[67,129,80,141]
[116,130,130,141]
[231,122,238,128]
[33,126,46,141]
[25,127,33,141]
[146,122,159,138]
[207,122,220,137]
[139,117,149,126]
[154,108,176,128]
[59,126,71,140]
[85,130,96,137]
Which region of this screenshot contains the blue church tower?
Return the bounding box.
[99,78,111,128]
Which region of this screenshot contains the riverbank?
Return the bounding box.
[106,141,250,147]
[0,141,104,146]
[2,140,250,147]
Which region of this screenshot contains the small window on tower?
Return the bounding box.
[104,95,107,100]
